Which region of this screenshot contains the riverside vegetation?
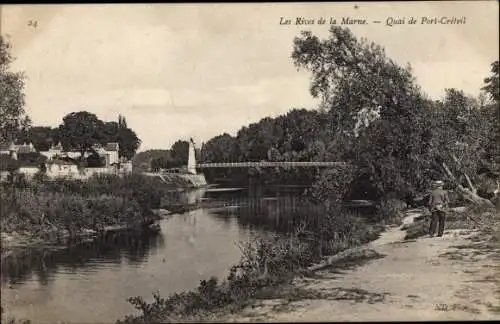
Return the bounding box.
[0,174,179,255]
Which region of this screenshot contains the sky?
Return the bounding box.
[1,2,498,152]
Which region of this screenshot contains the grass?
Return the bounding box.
[403,218,429,240]
[1,174,177,251]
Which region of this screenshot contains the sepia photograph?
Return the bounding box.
[0,1,499,323]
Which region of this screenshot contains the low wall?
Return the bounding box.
[178,173,208,187]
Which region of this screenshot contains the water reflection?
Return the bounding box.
[203,185,324,233]
[1,230,165,287]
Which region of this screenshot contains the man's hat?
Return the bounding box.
[434,180,444,186]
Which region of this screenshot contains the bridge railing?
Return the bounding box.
[197,161,347,168]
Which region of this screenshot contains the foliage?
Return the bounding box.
[292,26,436,197]
[0,36,30,143]
[133,149,171,172]
[13,112,141,161]
[17,152,47,167]
[169,140,189,168]
[16,126,58,151]
[308,165,355,207]
[375,199,406,225]
[0,154,19,172]
[200,109,332,185]
[102,115,142,160]
[1,186,144,239]
[58,111,106,158]
[150,155,170,171]
[482,60,499,103]
[143,140,191,171]
[0,173,174,242]
[201,133,239,163]
[426,88,499,195]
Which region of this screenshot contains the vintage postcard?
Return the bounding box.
[0,1,499,323]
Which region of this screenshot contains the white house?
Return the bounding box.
[0,140,130,181]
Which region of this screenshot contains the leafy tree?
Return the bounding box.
[17,152,47,167]
[292,26,435,197]
[58,111,105,159]
[169,140,189,168]
[133,149,171,172]
[102,116,141,160]
[482,60,499,103]
[150,156,169,171]
[201,133,239,163]
[479,61,500,178]
[0,154,19,172]
[119,114,128,128]
[0,36,30,142]
[117,125,141,160]
[102,121,120,143]
[17,126,58,151]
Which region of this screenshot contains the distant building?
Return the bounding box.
[0,140,132,181]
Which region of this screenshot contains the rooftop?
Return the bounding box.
[104,142,119,152]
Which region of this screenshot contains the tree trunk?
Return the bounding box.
[455,184,494,208]
[442,162,494,208]
[451,153,477,194]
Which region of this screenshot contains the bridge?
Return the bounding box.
[196,161,347,168]
[184,139,346,174]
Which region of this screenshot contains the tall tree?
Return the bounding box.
[201,133,239,163]
[117,124,141,160]
[118,114,128,128]
[17,126,58,151]
[292,26,432,197]
[102,116,141,160]
[170,140,189,168]
[482,60,499,103]
[150,156,170,171]
[58,111,105,159]
[0,36,30,142]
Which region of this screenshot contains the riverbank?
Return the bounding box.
[116,203,396,323]
[220,206,500,322]
[0,174,179,260]
[1,222,162,261]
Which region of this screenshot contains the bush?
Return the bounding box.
[0,173,165,242]
[308,166,356,208]
[375,199,406,225]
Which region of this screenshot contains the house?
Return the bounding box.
[46,157,81,179]
[0,140,131,181]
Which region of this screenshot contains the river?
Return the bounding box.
[1,185,319,323]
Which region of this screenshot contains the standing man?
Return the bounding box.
[428,180,449,237]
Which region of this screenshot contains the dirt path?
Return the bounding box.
[225,209,500,322]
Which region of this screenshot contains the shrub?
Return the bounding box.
[0,173,160,242]
[375,199,406,225]
[308,166,356,209]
